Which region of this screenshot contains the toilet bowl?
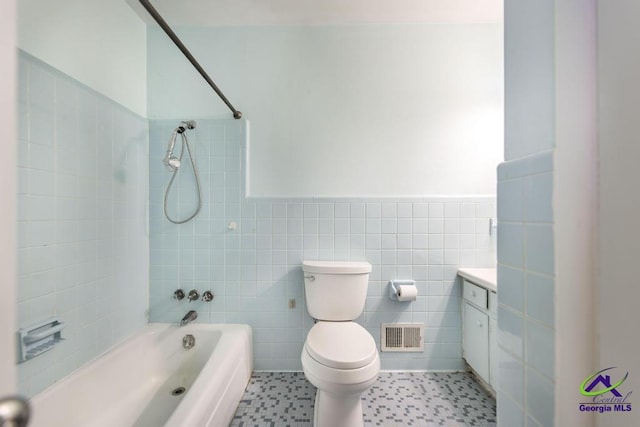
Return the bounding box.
[301,261,380,427]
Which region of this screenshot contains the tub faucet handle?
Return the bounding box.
[173,289,185,300]
[187,289,199,302]
[202,291,214,302]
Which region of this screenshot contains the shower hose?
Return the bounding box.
[163,129,202,224]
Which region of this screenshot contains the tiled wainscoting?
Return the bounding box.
[496,151,555,425]
[149,119,497,371]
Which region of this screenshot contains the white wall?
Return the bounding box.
[18,0,147,116]
[0,0,17,396]
[148,24,503,197]
[597,1,640,425]
[554,1,597,426]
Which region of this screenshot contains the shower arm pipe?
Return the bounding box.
[138,0,242,119]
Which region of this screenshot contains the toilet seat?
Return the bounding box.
[305,322,377,370]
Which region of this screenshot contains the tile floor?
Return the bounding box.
[231,372,497,426]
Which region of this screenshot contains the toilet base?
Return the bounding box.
[313,389,364,427]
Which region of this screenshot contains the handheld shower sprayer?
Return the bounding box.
[163,120,202,224]
[163,121,196,172]
[163,134,180,172]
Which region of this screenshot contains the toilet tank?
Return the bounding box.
[302,261,372,321]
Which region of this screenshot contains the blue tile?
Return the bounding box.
[525,224,554,275]
[497,306,524,358]
[526,172,553,223]
[527,367,554,426]
[526,320,554,379]
[498,223,524,268]
[498,265,524,312]
[526,272,554,325]
[498,347,524,407]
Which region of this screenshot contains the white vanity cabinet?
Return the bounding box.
[459,269,497,394]
[463,293,489,380]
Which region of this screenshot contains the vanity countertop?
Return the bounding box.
[458,268,497,293]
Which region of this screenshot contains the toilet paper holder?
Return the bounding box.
[388,280,416,301]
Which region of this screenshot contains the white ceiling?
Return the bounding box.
[127,0,503,26]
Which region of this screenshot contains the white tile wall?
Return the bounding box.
[497,151,555,425]
[16,52,149,397]
[149,119,497,371]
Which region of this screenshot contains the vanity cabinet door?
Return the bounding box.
[463,302,490,382]
[489,316,497,388]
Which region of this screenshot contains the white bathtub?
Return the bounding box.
[29,323,253,427]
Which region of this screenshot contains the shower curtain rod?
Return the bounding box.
[139,0,243,119]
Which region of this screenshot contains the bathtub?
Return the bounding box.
[29,323,253,427]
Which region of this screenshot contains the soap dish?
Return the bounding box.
[18,317,65,363]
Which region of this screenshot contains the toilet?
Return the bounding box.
[301,261,380,427]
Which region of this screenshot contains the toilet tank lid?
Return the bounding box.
[303,261,372,274]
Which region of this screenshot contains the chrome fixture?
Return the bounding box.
[180,310,198,326]
[182,334,196,350]
[187,290,200,303]
[173,289,185,300]
[0,396,30,427]
[163,120,196,173]
[18,318,65,363]
[202,291,214,302]
[177,120,196,134]
[163,120,202,224]
[138,0,242,120]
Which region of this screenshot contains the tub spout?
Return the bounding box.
[180,310,198,326]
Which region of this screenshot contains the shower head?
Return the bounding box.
[176,120,196,134]
[163,131,181,172]
[164,120,196,171]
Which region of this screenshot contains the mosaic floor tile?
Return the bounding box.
[231,372,496,426]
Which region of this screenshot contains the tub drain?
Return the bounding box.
[171,387,186,396]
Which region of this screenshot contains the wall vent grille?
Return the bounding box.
[380,323,425,352]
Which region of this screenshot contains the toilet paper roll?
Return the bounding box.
[396,284,418,301]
